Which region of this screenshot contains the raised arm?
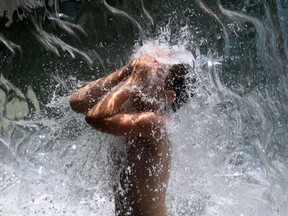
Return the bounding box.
[85,54,168,138]
[85,76,166,138]
[70,66,131,114]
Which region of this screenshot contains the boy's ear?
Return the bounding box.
[165,90,176,105]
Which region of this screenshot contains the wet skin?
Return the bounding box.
[70,54,177,216]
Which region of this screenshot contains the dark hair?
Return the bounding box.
[169,64,196,112]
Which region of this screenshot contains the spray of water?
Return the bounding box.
[0,1,288,216]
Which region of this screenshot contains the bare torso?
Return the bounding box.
[70,54,177,216]
[115,135,171,216]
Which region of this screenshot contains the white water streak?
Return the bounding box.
[102,0,146,40]
[195,0,230,53]
[31,16,93,64]
[0,33,21,55]
[140,0,154,28]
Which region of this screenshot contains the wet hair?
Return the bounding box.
[169,64,196,112]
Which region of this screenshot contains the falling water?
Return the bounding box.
[0,0,287,215]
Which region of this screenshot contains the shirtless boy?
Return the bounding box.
[70,53,190,216]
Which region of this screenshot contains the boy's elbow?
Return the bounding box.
[69,95,87,114]
[85,113,102,129]
[70,97,79,111]
[85,114,94,126]
[85,114,109,134]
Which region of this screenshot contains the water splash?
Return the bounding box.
[0,1,288,216]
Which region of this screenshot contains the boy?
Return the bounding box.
[70,53,190,216]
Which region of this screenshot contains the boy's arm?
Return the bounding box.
[70,67,131,114]
[85,77,166,138]
[86,111,166,138]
